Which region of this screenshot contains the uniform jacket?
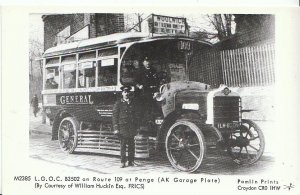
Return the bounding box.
[112,98,140,138]
[136,67,159,89]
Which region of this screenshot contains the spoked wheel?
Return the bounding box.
[227,119,265,165]
[58,117,78,153]
[165,120,206,172]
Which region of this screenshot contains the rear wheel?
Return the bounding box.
[227,119,265,165]
[58,117,79,153]
[165,120,206,172]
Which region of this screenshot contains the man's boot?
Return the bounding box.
[128,161,134,166]
[120,162,126,168]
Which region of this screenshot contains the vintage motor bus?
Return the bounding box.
[42,32,265,172]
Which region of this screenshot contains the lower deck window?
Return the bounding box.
[45,66,59,89]
[79,61,96,88]
[63,64,76,89]
[97,59,117,86]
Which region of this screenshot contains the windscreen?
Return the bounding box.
[120,39,193,86]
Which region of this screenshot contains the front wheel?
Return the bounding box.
[227,119,265,165]
[58,117,79,153]
[165,120,206,172]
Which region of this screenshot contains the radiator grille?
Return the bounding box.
[213,96,240,123]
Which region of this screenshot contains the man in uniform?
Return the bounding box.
[135,56,160,123]
[112,86,139,168]
[135,56,159,95]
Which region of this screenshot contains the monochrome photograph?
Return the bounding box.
[28,12,276,173]
[2,6,300,195]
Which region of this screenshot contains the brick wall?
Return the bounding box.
[43,14,125,51]
[95,14,124,37]
[89,14,97,38]
[43,14,87,50]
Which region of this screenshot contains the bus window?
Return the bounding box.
[78,61,96,88]
[98,48,118,57]
[97,59,117,86]
[120,59,139,85]
[62,63,76,89]
[45,66,59,89]
[120,40,189,85]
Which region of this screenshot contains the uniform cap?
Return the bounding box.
[120,85,132,92]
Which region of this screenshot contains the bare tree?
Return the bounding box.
[124,13,235,43]
[209,14,233,40]
[124,13,147,32]
[29,38,43,76]
[191,14,235,42]
[29,37,44,101]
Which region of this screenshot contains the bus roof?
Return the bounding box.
[43,32,212,57]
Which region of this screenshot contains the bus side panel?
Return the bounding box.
[44,91,121,124]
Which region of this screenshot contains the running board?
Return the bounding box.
[76,129,151,158]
